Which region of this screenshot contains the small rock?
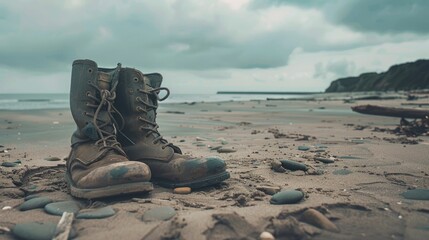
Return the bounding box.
[43,157,61,161]
[19,197,53,211]
[12,222,76,240]
[314,157,335,164]
[174,187,191,194]
[401,189,429,200]
[298,146,310,151]
[270,190,304,205]
[77,206,116,219]
[280,159,308,171]
[44,201,81,216]
[351,139,365,144]
[209,146,223,150]
[256,186,281,195]
[271,161,286,173]
[142,206,176,222]
[300,208,339,232]
[217,148,237,153]
[1,162,18,167]
[260,231,275,240]
[196,143,206,147]
[2,206,12,210]
[333,169,352,175]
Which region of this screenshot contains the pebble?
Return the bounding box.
[2,206,12,210]
[314,157,335,164]
[271,161,286,173]
[196,143,206,147]
[297,146,310,151]
[1,162,18,167]
[256,186,281,195]
[280,159,308,171]
[43,156,61,161]
[351,139,365,144]
[209,146,223,150]
[12,222,76,240]
[339,155,362,160]
[301,208,339,232]
[333,169,353,175]
[77,206,116,219]
[270,190,304,205]
[174,187,192,194]
[19,197,53,211]
[44,201,81,216]
[142,206,176,222]
[260,231,275,240]
[217,148,237,153]
[401,189,429,200]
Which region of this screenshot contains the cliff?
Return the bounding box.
[325,59,429,92]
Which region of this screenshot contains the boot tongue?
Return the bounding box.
[98,72,111,90]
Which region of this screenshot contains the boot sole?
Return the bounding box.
[153,171,230,189]
[66,173,153,199]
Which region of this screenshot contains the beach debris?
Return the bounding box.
[53,212,74,240]
[0,226,10,233]
[333,169,353,175]
[44,157,61,161]
[401,189,429,200]
[205,212,260,239]
[352,104,429,137]
[270,190,304,205]
[142,206,176,222]
[314,157,335,164]
[256,186,281,195]
[297,146,310,151]
[195,137,207,141]
[173,187,192,194]
[45,201,81,216]
[271,160,286,173]
[2,206,12,210]
[165,111,185,114]
[77,206,116,219]
[12,222,76,240]
[217,148,237,153]
[260,231,275,240]
[19,197,53,211]
[300,208,339,232]
[280,159,308,171]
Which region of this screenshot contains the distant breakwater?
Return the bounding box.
[217,91,321,95]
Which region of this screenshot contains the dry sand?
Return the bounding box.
[1,98,429,239]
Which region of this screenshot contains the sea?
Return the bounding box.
[0,93,316,110]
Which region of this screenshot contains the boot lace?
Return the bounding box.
[84,64,125,154]
[135,75,173,149]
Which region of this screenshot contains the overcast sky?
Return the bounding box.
[1,0,428,94]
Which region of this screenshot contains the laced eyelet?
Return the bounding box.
[88,68,93,73]
[133,77,139,82]
[86,91,91,96]
[83,111,88,116]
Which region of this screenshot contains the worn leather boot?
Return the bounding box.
[115,68,230,188]
[67,59,153,199]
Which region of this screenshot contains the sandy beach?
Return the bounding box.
[1,97,429,240]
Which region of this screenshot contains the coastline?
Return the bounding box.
[1,97,429,239]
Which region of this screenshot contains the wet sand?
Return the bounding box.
[1,98,429,239]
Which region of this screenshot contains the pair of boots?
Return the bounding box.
[67,59,229,199]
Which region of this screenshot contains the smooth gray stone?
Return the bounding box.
[280,159,308,171]
[19,197,53,211]
[24,194,40,201]
[333,169,353,175]
[270,190,304,205]
[12,222,76,240]
[1,161,18,167]
[297,146,310,151]
[402,189,429,200]
[217,148,237,153]
[77,206,116,219]
[142,206,176,222]
[44,201,81,216]
[339,155,362,160]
